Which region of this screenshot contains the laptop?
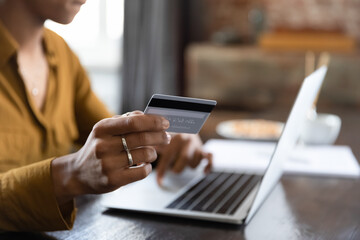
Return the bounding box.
[101,66,328,225]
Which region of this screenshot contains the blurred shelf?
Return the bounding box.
[259,31,357,53]
[185,44,360,109]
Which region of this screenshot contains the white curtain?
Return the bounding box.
[121,0,181,113]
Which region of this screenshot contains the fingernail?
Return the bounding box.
[145,163,152,175]
[166,133,171,143]
[162,119,170,129]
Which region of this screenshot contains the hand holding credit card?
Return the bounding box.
[144,94,217,134]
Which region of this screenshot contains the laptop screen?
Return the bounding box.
[245,66,328,224]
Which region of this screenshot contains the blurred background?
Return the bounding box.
[46,0,124,113]
[47,0,360,114]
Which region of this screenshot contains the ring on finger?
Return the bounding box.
[122,112,131,117]
[121,136,133,166]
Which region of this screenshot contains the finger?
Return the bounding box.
[93,115,169,137]
[107,163,152,189]
[121,131,171,150]
[129,110,143,115]
[204,152,213,174]
[102,147,157,173]
[156,138,182,186]
[188,149,203,169]
[95,132,170,157]
[172,138,192,173]
[120,111,143,117]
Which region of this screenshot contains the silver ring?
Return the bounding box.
[121,137,133,166]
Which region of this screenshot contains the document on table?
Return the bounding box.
[204,139,360,178]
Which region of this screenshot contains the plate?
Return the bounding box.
[216,119,284,140]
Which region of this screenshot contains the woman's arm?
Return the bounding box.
[52,114,170,210]
[0,114,170,231]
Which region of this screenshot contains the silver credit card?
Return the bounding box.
[144,94,217,134]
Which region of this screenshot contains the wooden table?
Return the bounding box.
[3,106,359,240]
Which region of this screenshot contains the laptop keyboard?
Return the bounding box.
[166,171,261,215]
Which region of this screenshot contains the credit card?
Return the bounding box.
[144,94,217,134]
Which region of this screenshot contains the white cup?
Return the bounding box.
[300,113,342,145]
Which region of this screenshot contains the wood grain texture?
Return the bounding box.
[45,175,360,240]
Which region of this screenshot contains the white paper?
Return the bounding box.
[204,139,360,178]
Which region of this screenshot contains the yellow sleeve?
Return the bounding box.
[0,158,76,231]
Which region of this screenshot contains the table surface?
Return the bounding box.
[3,106,360,240]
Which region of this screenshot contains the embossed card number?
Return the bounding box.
[144,94,217,134]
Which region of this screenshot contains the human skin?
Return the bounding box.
[0,0,212,215]
[52,112,172,206]
[0,0,172,213]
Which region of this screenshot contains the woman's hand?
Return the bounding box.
[155,134,212,186]
[51,111,171,206]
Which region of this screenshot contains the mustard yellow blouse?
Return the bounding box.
[0,21,112,231]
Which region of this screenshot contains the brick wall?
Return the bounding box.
[265,0,360,41]
[184,1,360,108]
[186,44,360,108]
[187,0,261,43]
[187,0,360,43]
